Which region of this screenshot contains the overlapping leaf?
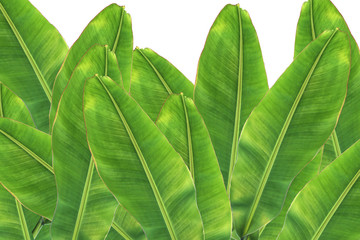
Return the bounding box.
[295,0,360,159]
[0,0,68,131]
[194,4,268,189]
[51,45,120,239]
[156,94,231,240]
[50,3,133,127]
[278,140,360,240]
[106,206,146,240]
[84,76,204,239]
[0,82,43,239]
[230,29,350,237]
[260,152,322,239]
[0,118,55,219]
[131,48,194,121]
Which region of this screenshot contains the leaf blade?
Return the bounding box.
[0,0,68,131]
[194,4,268,188]
[230,29,350,237]
[131,48,194,121]
[84,76,204,239]
[156,94,232,240]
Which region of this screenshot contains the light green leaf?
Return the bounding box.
[230,29,350,237]
[0,0,68,132]
[131,48,194,121]
[50,3,133,127]
[106,206,146,240]
[156,94,231,240]
[0,118,55,219]
[0,187,33,240]
[0,82,45,239]
[260,151,322,239]
[278,140,360,240]
[84,76,204,239]
[51,45,120,239]
[194,4,268,189]
[295,0,360,158]
[34,223,50,240]
[320,136,337,171]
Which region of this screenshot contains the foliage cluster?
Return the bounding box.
[0,0,359,239]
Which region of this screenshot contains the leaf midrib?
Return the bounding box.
[309,1,342,158]
[112,6,125,53]
[136,48,173,94]
[15,199,31,240]
[180,94,194,177]
[227,5,243,193]
[0,128,53,174]
[312,168,360,239]
[95,76,177,240]
[242,30,338,235]
[72,158,95,240]
[0,2,51,101]
[112,222,132,240]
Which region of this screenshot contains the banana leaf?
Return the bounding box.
[83,76,204,239]
[0,0,68,132]
[131,48,194,121]
[259,152,322,239]
[295,0,360,160]
[106,206,146,240]
[0,118,55,219]
[50,3,132,127]
[51,45,120,239]
[156,94,231,240]
[278,140,360,240]
[0,82,43,239]
[230,29,350,237]
[194,4,268,189]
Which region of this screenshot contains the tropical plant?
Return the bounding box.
[0,0,359,239]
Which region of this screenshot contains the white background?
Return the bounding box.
[30,0,360,87]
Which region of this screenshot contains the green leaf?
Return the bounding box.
[194,4,268,189]
[295,0,360,158]
[0,118,55,219]
[84,76,204,239]
[320,136,337,171]
[230,29,350,237]
[50,4,132,128]
[0,82,34,126]
[34,223,50,240]
[278,140,360,240]
[131,48,194,121]
[260,152,322,239]
[0,82,44,239]
[106,206,146,240]
[0,0,68,132]
[156,94,231,240]
[51,45,120,239]
[0,187,33,240]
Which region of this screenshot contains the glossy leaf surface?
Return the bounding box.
[0,0,68,131]
[278,140,360,240]
[295,0,360,157]
[131,48,194,121]
[156,94,231,240]
[194,4,268,188]
[50,3,133,126]
[230,30,350,237]
[51,45,120,239]
[84,76,204,239]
